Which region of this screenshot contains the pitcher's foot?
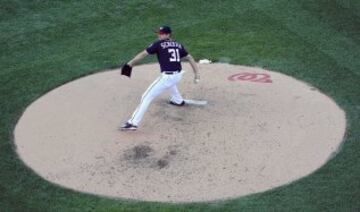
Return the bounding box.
[120,122,138,131]
[169,100,185,106]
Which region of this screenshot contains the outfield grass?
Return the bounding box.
[1,0,359,211]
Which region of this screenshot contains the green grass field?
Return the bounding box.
[1,0,359,211]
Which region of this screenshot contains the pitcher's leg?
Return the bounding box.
[128,76,165,126]
[168,85,184,104]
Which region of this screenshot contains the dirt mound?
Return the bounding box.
[14,63,346,202]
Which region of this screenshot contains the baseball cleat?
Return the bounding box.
[169,100,185,106]
[120,122,138,131]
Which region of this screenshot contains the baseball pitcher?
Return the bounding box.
[120,26,200,131]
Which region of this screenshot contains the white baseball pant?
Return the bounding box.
[128,71,184,126]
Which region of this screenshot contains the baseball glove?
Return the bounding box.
[121,63,132,78]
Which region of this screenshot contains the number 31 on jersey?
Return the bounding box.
[168,48,180,62]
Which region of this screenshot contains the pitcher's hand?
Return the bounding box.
[194,75,200,84]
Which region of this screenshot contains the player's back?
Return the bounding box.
[146,39,188,72]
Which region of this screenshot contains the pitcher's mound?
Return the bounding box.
[14,63,346,202]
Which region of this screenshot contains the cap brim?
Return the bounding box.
[153,27,171,34]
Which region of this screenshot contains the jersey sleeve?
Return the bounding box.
[179,45,188,58]
[146,42,158,54]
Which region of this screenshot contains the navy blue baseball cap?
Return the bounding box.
[155,26,172,34]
